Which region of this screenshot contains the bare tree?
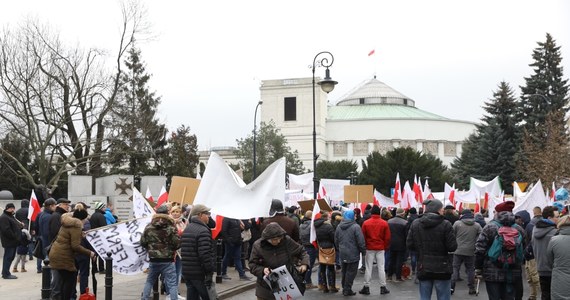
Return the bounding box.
[0,2,148,193]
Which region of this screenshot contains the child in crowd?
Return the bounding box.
[13,228,32,272]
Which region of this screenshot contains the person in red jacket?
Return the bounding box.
[359,205,391,295]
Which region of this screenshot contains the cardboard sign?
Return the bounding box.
[263,265,303,300]
[169,176,200,205]
[344,185,374,203]
[297,199,332,213]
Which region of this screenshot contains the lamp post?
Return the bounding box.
[312,51,338,199]
[253,100,263,181]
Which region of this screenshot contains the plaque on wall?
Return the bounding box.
[444,142,457,156]
[399,140,417,150]
[374,141,393,154]
[333,142,347,156]
[423,142,438,155]
[353,141,368,156]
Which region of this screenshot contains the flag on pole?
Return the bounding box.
[368,49,375,56]
[155,186,168,210]
[413,175,423,204]
[551,182,556,201]
[211,212,225,239]
[423,179,433,200]
[145,186,154,203]
[27,190,41,223]
[451,184,456,207]
[401,181,417,209]
[483,192,489,210]
[309,200,322,248]
[393,173,401,205]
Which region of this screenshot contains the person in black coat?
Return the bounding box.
[48,199,71,243]
[1,203,23,279]
[220,217,251,280]
[89,201,107,274]
[181,204,216,299]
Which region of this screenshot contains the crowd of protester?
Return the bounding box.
[2,195,570,300]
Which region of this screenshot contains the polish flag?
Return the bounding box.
[317,185,327,200]
[309,200,322,248]
[401,181,417,209]
[413,175,423,204]
[423,179,433,200]
[450,184,456,207]
[393,173,401,205]
[474,191,481,213]
[27,190,41,223]
[368,49,375,56]
[155,186,168,210]
[211,212,225,239]
[145,186,154,203]
[483,192,489,210]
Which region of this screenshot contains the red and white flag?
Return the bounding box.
[423,179,433,200]
[317,184,327,200]
[155,186,168,210]
[145,186,154,203]
[393,173,401,205]
[211,212,225,239]
[368,49,375,56]
[413,175,423,204]
[401,181,417,209]
[27,190,41,223]
[444,182,456,207]
[309,200,322,248]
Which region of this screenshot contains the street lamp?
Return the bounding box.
[312,51,338,199]
[253,100,263,181]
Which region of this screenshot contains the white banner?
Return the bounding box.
[513,180,549,217]
[263,265,303,300]
[194,152,286,219]
[86,217,151,275]
[288,173,314,194]
[470,177,502,197]
[132,187,155,218]
[319,178,350,202]
[374,190,399,208]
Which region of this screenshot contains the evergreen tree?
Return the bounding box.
[316,159,358,181]
[163,125,199,179]
[451,82,519,193]
[517,33,569,182]
[359,147,449,195]
[235,121,304,183]
[519,33,569,139]
[108,47,168,175]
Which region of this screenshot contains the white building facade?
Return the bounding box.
[259,76,477,170]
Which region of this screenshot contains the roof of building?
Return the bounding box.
[329,77,449,121]
[327,104,449,121]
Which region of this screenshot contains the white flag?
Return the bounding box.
[132,187,155,218]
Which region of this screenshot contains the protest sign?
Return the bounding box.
[169,176,200,205]
[344,185,374,203]
[86,216,151,275]
[297,199,332,213]
[263,265,303,300]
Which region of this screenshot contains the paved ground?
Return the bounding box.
[0,258,255,300]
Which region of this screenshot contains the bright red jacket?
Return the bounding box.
[361,215,391,250]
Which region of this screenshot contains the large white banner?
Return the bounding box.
[193,152,286,219]
[288,173,314,193]
[319,178,350,202]
[513,180,549,216]
[374,190,399,208]
[86,217,151,275]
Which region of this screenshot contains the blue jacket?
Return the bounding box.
[104,208,117,225]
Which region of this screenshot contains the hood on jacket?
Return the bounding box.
[419,212,446,228]
[261,222,287,240]
[20,199,29,208]
[314,218,327,228]
[151,213,175,228]
[515,210,531,227]
[61,212,83,229]
[338,218,356,230]
[534,219,556,239]
[460,217,475,225]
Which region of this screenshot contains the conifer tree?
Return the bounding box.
[108,47,168,175]
[451,82,519,193]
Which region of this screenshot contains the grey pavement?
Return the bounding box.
[0,258,255,300]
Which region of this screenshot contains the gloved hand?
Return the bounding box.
[474,269,483,279]
[205,273,213,288]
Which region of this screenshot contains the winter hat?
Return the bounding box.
[461,209,473,218]
[354,207,361,216]
[268,199,285,217]
[409,207,417,215]
[190,204,211,217]
[57,198,71,204]
[156,204,169,214]
[343,210,355,221]
[94,201,106,210]
[5,203,15,210]
[43,198,56,207]
[396,208,405,215]
[424,199,444,213]
[444,205,456,210]
[371,205,381,215]
[495,201,515,213]
[73,203,89,220]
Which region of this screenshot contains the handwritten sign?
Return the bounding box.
[86,216,151,275]
[263,265,303,300]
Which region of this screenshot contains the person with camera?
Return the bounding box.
[249,222,309,300]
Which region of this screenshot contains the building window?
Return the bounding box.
[284,97,296,121]
[359,98,365,104]
[403,98,408,105]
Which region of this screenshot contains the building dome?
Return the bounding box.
[0,190,14,200]
[336,77,415,107]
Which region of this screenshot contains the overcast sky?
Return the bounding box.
[2,0,569,150]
